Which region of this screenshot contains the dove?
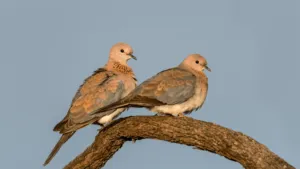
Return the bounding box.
[91,54,210,117]
[43,42,137,166]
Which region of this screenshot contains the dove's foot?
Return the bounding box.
[155,112,174,117]
[93,121,104,126]
[97,121,112,131]
[177,113,187,118]
[154,113,163,116]
[97,126,104,131]
[96,123,105,131]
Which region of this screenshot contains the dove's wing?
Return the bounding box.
[54,68,125,133]
[133,67,196,105]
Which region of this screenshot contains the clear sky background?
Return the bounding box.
[0,0,299,169]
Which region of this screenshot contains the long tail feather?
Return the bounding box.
[91,96,163,116]
[43,132,75,166]
[91,101,130,115]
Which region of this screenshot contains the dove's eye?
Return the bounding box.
[120,49,124,53]
[195,60,199,64]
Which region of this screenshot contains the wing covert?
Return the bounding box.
[135,68,196,105]
[58,69,125,133]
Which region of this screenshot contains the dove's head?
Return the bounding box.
[109,42,137,64]
[180,54,211,73]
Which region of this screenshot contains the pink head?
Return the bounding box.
[179,54,211,73]
[109,42,137,65]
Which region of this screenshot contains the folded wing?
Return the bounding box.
[54,68,125,133]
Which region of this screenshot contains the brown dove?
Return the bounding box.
[43,42,137,166]
[91,54,210,117]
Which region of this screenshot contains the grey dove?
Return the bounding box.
[91,54,210,117]
[44,42,137,166]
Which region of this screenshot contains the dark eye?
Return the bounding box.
[195,60,199,64]
[120,49,124,53]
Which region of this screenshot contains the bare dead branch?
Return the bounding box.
[63,116,295,169]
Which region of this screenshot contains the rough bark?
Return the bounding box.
[64,116,295,169]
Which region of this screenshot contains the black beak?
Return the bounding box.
[205,65,211,72]
[129,54,137,60]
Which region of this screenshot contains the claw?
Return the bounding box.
[97,123,106,131]
[178,113,186,117]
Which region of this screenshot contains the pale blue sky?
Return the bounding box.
[0,0,299,169]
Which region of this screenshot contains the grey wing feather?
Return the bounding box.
[156,84,195,104]
[135,67,196,105]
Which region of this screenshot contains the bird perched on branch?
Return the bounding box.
[44,42,137,166]
[91,54,210,117]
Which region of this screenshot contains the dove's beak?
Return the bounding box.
[129,54,137,60]
[205,65,211,72]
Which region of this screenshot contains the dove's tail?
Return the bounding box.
[91,100,132,115]
[91,95,163,116]
[43,132,75,166]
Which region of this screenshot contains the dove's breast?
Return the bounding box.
[119,73,137,97]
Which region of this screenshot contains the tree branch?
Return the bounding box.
[64,116,294,169]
